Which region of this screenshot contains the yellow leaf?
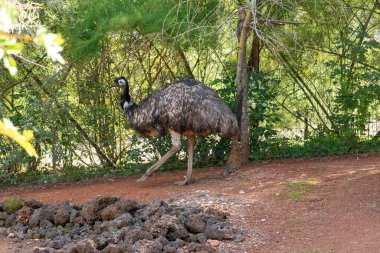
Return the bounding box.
[0,119,38,157]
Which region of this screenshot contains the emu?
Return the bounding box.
[112,77,238,185]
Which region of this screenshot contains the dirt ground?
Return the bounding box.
[1,153,380,253]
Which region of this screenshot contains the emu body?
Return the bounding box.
[113,77,238,185]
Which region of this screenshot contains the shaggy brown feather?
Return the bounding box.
[124,79,238,137]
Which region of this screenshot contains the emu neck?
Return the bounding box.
[120,85,136,120]
[121,85,131,106]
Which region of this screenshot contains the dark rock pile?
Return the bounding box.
[0,196,242,252]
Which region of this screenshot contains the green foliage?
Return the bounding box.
[327,27,380,136]
[64,0,220,60]
[213,72,281,155]
[3,197,24,214]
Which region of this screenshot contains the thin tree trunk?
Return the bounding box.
[236,6,253,165]
[248,35,260,72]
[177,48,195,79]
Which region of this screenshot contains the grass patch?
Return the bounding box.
[277,179,318,201]
[3,197,24,214]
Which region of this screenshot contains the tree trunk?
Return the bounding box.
[248,35,260,72]
[177,48,195,79]
[235,6,252,165]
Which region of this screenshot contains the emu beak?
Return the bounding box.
[112,82,118,87]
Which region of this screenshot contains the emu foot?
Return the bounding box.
[175,178,192,186]
[223,165,237,176]
[137,174,149,182]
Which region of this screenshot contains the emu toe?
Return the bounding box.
[175,178,192,186]
[223,165,237,176]
[137,174,149,182]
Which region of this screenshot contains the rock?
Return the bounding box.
[185,214,206,233]
[95,213,133,233]
[5,213,16,227]
[45,228,59,240]
[0,227,7,236]
[207,239,220,247]
[101,243,124,253]
[24,199,44,209]
[144,213,189,241]
[187,242,216,253]
[16,206,33,225]
[0,201,3,212]
[234,234,245,242]
[188,233,207,244]
[144,213,177,238]
[167,222,189,241]
[101,199,139,221]
[49,240,64,250]
[188,242,198,252]
[171,238,186,249]
[13,223,28,234]
[54,203,72,226]
[93,231,120,250]
[133,239,162,253]
[73,239,97,253]
[163,244,176,253]
[124,227,153,244]
[81,196,120,224]
[135,200,169,221]
[0,211,9,220]
[0,197,237,253]
[29,207,54,228]
[39,220,54,229]
[32,246,54,253]
[112,213,133,228]
[155,236,169,246]
[204,222,235,240]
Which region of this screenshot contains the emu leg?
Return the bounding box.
[137,131,181,182]
[175,136,195,185]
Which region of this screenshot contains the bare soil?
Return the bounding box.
[1,153,380,253]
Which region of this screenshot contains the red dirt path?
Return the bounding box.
[1,153,380,252]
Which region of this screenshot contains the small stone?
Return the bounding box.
[163,244,176,253]
[239,190,245,194]
[234,234,245,242]
[207,239,220,247]
[197,233,207,244]
[8,232,15,238]
[261,219,266,222]
[101,243,124,253]
[188,242,198,252]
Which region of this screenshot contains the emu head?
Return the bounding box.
[112,77,128,88]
